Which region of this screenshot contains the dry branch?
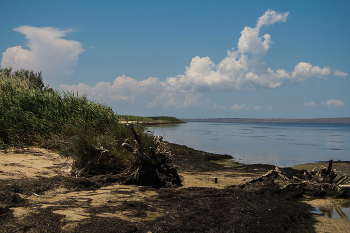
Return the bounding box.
[232,159,349,197]
[336,174,349,186]
[128,123,142,150]
[121,123,152,163]
[121,142,151,163]
[76,146,112,177]
[121,123,181,187]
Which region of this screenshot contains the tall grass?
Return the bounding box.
[1,68,118,147]
[0,67,157,171]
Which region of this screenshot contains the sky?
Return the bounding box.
[1,0,349,119]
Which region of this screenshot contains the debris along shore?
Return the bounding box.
[1,141,350,232]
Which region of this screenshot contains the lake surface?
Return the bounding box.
[146,122,350,167]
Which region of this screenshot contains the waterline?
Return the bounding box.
[147,122,350,167]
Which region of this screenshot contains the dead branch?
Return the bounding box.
[121,142,151,163]
[128,123,142,150]
[121,123,181,187]
[335,174,349,186]
[232,159,349,197]
[76,146,112,177]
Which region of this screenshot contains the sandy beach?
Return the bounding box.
[0,143,349,232]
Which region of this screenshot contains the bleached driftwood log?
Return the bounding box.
[232,159,349,197]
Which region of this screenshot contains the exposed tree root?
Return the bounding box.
[230,159,350,198]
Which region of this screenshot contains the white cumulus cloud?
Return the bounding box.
[290,62,331,81]
[230,104,261,110]
[59,9,347,110]
[60,75,204,109]
[256,9,289,28]
[334,69,348,77]
[1,26,84,87]
[321,99,345,108]
[239,9,288,57]
[212,103,227,110]
[164,9,340,93]
[304,101,318,107]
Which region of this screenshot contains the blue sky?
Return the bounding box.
[1,0,349,119]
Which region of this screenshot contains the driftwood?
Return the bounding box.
[232,159,350,198]
[70,123,180,187]
[122,142,151,163]
[75,146,112,177]
[237,167,290,189]
[303,159,338,183]
[122,123,153,163]
[121,123,181,187]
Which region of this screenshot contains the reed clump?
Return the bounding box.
[0,67,156,171]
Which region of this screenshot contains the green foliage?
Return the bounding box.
[59,121,139,170]
[0,67,175,173]
[0,67,46,91]
[0,68,119,148]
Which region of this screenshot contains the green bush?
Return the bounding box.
[0,67,159,172]
[1,67,120,145]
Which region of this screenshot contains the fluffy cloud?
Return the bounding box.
[304,101,318,107]
[290,63,331,81]
[334,69,348,77]
[165,9,339,93]
[239,9,288,57]
[61,75,164,104]
[212,103,227,110]
[60,75,204,109]
[1,26,84,87]
[230,104,261,110]
[321,99,345,108]
[59,9,346,110]
[256,9,289,28]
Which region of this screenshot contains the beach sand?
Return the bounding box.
[0,144,349,232]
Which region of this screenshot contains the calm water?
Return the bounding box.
[146,122,350,167]
[310,203,350,220]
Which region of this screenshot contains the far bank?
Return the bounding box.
[118,115,184,125]
[181,117,350,124]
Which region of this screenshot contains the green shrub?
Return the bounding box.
[0,67,159,172]
[1,67,120,147]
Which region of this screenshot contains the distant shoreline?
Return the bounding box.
[181,117,350,124]
[119,120,185,125]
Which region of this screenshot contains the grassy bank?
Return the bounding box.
[0,68,157,171]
